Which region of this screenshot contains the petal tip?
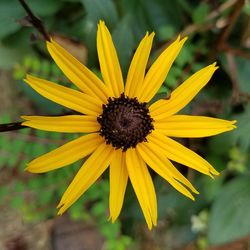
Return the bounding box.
[180,36,188,43]
[57,211,63,216]
[149,31,156,38]
[46,40,52,47]
[20,115,28,120]
[193,188,200,195]
[231,120,237,125]
[56,202,64,209]
[25,167,34,173]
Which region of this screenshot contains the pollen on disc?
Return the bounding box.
[97,93,154,151]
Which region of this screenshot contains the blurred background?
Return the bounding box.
[0,0,250,249]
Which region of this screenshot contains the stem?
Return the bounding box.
[1,0,51,132]
[0,122,27,132]
[18,0,50,41]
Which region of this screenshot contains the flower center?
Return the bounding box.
[97,93,154,151]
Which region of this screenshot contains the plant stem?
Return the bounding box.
[18,0,50,41]
[0,122,26,132]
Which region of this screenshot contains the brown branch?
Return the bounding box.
[225,53,240,104]
[216,0,245,49]
[18,0,50,41]
[181,0,239,37]
[220,44,250,60]
[0,122,26,132]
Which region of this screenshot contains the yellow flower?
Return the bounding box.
[22,20,236,229]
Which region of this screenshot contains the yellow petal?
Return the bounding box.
[109,150,128,222]
[138,36,187,102]
[57,143,114,214]
[47,39,109,103]
[125,32,155,98]
[126,149,157,229]
[148,131,219,176]
[97,21,124,97]
[150,63,218,120]
[137,142,198,199]
[154,115,237,137]
[26,133,103,173]
[22,115,100,133]
[24,75,102,116]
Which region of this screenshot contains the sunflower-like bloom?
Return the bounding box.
[22,21,236,229]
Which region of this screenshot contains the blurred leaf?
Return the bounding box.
[10,196,24,209]
[31,144,47,158]
[231,105,250,150]
[155,178,203,223]
[142,0,184,31]
[39,190,53,204]
[0,42,26,69]
[235,57,250,94]
[198,175,224,203]
[0,1,23,38]
[208,132,234,156]
[19,80,64,114]
[208,176,250,245]
[158,25,176,41]
[29,0,63,16]
[175,43,194,67]
[81,0,118,27]
[220,56,250,94]
[112,15,135,74]
[91,201,106,217]
[192,3,210,25]
[28,178,43,189]
[243,1,250,15]
[101,222,119,240]
[15,181,25,191]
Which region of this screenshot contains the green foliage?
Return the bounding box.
[231,105,250,150]
[1,0,249,248]
[208,176,250,245]
[192,3,210,25]
[13,55,69,114]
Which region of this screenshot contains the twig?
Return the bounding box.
[181,0,239,37]
[1,1,70,132]
[0,122,26,132]
[18,0,50,41]
[225,53,240,104]
[220,44,250,60]
[216,0,245,49]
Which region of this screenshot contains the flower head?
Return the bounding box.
[22,20,236,229]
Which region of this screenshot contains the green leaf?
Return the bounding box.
[231,105,250,150]
[0,1,23,39]
[235,57,250,94]
[19,79,64,114]
[208,132,234,156]
[39,190,53,205]
[220,56,250,94]
[198,175,224,203]
[81,0,118,27]
[29,0,63,16]
[175,44,194,67]
[112,15,135,74]
[0,42,26,69]
[91,201,106,217]
[155,178,203,223]
[10,196,24,209]
[208,176,250,245]
[192,3,210,24]
[158,25,176,41]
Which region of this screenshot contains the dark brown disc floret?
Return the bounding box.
[97,93,154,151]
